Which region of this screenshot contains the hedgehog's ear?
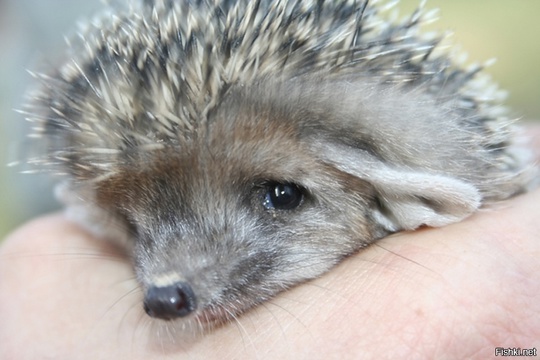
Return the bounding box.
[365,165,481,232]
[319,145,481,232]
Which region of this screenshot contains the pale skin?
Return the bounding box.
[1,129,540,359]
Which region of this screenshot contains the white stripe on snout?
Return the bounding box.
[151,273,186,287]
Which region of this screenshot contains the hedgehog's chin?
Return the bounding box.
[193,305,237,327]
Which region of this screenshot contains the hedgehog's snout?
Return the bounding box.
[143,282,197,320]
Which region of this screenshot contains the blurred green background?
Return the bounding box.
[1,0,539,239]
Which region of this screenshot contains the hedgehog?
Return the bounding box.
[22,0,532,329]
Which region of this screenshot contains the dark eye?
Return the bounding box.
[263,182,304,210]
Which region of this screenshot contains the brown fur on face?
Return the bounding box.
[93,90,381,325]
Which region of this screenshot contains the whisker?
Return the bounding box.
[101,285,143,322]
[372,241,440,276]
[0,249,127,263]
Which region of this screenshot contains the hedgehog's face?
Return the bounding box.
[90,80,488,327]
[94,100,382,326]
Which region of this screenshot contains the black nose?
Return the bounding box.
[143,282,197,320]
